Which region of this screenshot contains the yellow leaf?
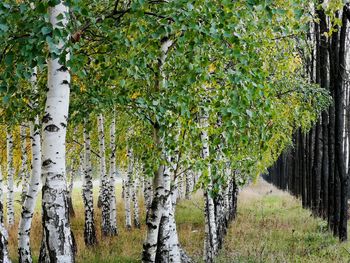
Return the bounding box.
[208,63,216,73]
[131,92,141,99]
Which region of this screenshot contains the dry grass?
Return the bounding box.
[7,183,204,263]
[6,178,350,262]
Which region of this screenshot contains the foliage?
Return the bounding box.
[0,0,331,187]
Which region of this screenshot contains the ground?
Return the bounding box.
[6,178,350,262]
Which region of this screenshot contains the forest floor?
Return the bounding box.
[7,178,350,263]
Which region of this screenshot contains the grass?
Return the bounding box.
[6,179,350,262]
[217,180,350,263]
[7,183,204,263]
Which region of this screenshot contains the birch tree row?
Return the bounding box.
[0,0,334,262]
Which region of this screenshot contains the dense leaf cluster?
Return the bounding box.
[0,0,330,187]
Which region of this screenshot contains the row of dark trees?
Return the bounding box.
[264,4,350,241]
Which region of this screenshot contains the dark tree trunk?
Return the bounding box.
[336,8,348,241]
[312,121,323,215]
[317,2,329,219]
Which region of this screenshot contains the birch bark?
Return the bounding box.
[18,67,41,263]
[0,168,3,206]
[0,200,11,263]
[200,110,218,263]
[82,125,97,245]
[40,2,75,261]
[67,165,75,218]
[0,151,10,262]
[19,125,29,204]
[132,167,140,229]
[143,176,153,210]
[18,118,41,263]
[142,151,169,262]
[185,171,193,200]
[122,179,125,199]
[142,137,183,262]
[98,114,111,236]
[125,148,133,230]
[109,115,118,235]
[6,130,14,226]
[142,38,188,262]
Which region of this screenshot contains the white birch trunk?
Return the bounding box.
[162,153,182,262]
[67,165,75,217]
[185,171,193,200]
[109,115,118,235]
[0,199,11,263]
[177,173,184,200]
[143,150,182,262]
[203,188,218,263]
[40,3,75,261]
[19,125,30,204]
[6,130,14,226]
[82,125,97,245]
[125,148,133,230]
[228,176,238,221]
[142,159,168,263]
[0,157,10,262]
[67,129,77,219]
[122,179,125,199]
[143,176,153,210]
[143,38,188,262]
[132,166,140,229]
[223,176,231,223]
[0,167,3,206]
[79,151,84,180]
[167,188,182,262]
[214,141,227,249]
[18,117,41,263]
[98,114,111,236]
[200,110,218,263]
[214,188,226,250]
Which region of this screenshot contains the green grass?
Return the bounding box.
[6,179,350,262]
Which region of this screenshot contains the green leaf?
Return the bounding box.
[246,109,253,118]
[4,52,13,66]
[0,23,8,32]
[41,26,52,35]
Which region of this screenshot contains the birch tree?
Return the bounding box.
[19,125,29,204]
[67,165,76,218]
[40,2,75,261]
[6,130,14,226]
[0,168,3,206]
[185,171,193,200]
[200,109,218,262]
[82,124,97,246]
[98,113,111,236]
[0,146,9,262]
[18,118,41,263]
[0,199,11,263]
[125,148,133,230]
[142,38,186,262]
[131,168,140,229]
[143,176,153,210]
[18,68,42,263]
[109,115,118,235]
